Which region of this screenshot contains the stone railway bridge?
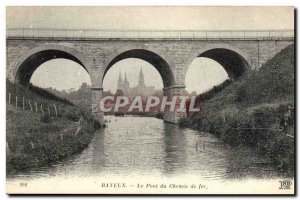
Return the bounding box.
[6,28,294,123]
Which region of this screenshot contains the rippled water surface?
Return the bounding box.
[7,116,286,181]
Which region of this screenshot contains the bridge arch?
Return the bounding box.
[103,49,175,88]
[12,44,91,85]
[186,44,252,79]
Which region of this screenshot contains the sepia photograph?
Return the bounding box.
[5,6,295,195]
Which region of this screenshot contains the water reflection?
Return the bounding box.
[163,123,187,175]
[7,116,287,182]
[162,123,230,179]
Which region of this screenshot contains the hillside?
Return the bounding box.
[44,83,113,109]
[6,80,101,174]
[180,44,295,173]
[204,44,294,110]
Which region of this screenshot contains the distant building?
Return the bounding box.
[117,68,160,98]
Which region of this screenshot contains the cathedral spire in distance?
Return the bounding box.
[138,67,145,87]
[117,70,124,91]
[124,71,129,91]
[114,67,158,98]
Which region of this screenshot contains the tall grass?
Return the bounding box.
[180,44,295,172]
[6,80,101,174]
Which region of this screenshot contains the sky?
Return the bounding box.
[103,59,163,93]
[7,7,294,30]
[30,59,91,91]
[30,58,228,94]
[8,6,294,94]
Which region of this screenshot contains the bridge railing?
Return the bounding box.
[6,28,294,39]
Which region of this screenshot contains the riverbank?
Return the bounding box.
[179,44,294,173]
[109,111,163,119]
[6,81,102,174]
[8,116,287,182]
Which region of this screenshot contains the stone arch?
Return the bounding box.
[12,44,91,85]
[103,49,175,88]
[185,44,252,79]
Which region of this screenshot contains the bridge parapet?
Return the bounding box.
[7,28,294,40]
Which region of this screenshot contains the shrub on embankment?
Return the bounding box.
[180,44,295,172]
[6,81,101,174]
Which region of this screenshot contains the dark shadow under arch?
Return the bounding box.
[16,49,87,86]
[104,49,175,88]
[199,48,250,79]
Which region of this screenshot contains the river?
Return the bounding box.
[7,116,288,183]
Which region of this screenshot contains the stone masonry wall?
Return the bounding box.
[7,38,294,123]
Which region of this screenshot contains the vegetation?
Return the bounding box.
[180,44,295,173]
[6,80,102,174]
[44,82,94,109]
[197,79,233,102]
[111,111,163,118]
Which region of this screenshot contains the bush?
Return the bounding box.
[40,115,52,123]
[64,109,80,122]
[155,112,164,119]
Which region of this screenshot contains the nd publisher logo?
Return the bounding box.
[279,180,292,190]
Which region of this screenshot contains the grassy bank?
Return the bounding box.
[6,81,102,174]
[180,44,295,173]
